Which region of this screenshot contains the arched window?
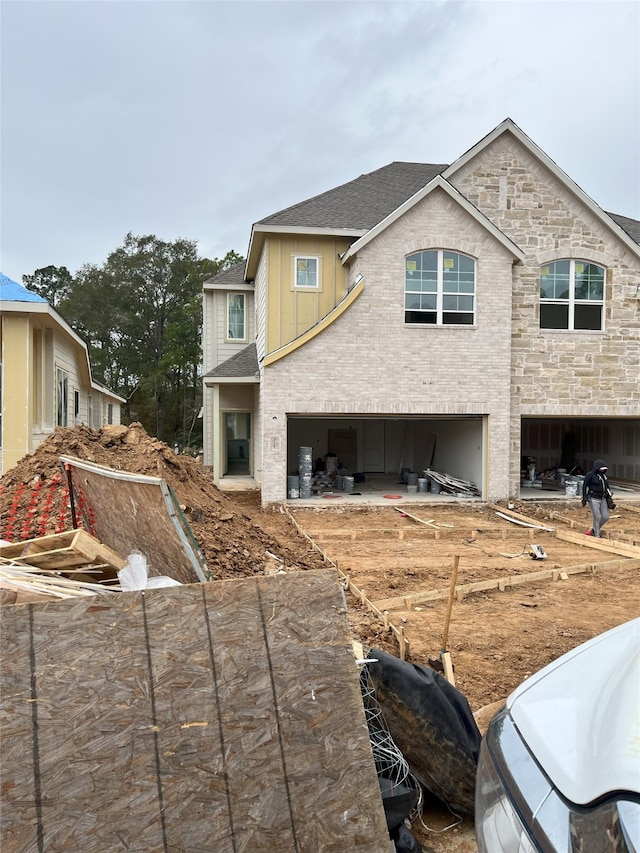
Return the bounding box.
[539,260,604,330]
[405,250,475,325]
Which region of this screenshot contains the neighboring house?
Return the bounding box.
[0,273,125,475]
[202,118,640,504]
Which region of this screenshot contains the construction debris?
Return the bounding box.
[423,468,481,497]
[0,528,125,572]
[0,423,326,580]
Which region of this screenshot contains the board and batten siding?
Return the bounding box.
[265,236,352,355]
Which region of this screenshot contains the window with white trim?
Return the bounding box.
[539,260,604,330]
[294,256,319,288]
[405,250,475,325]
[57,368,69,427]
[227,293,246,340]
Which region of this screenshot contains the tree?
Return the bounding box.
[35,236,244,447]
[23,265,73,307]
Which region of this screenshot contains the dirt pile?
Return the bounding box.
[0,423,326,580]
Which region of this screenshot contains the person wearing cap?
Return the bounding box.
[581,459,613,537]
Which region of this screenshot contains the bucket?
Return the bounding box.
[430,479,442,495]
[418,478,428,493]
[407,484,418,494]
[343,476,354,494]
[406,472,418,486]
[564,480,578,497]
[288,487,299,499]
[400,468,410,483]
[298,447,313,473]
[335,475,344,491]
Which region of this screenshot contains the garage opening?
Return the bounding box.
[286,416,485,497]
[520,417,640,493]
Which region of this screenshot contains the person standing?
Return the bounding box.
[581,459,613,537]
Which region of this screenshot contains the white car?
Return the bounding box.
[475,617,640,852]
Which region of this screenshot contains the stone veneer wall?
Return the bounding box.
[449,133,640,495]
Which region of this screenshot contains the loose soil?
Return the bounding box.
[2,424,639,853]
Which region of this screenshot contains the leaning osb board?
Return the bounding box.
[0,570,390,853]
[59,455,207,584]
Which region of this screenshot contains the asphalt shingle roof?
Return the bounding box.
[205,343,258,379]
[257,162,448,231]
[607,212,640,245]
[203,261,247,286]
[255,163,639,246]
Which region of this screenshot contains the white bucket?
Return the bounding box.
[288,487,299,499]
[564,480,578,497]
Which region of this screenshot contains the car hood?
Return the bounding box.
[507,617,640,805]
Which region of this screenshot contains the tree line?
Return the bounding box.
[23,233,243,449]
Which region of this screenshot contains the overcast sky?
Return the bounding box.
[2,0,639,284]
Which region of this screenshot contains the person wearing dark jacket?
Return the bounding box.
[581,459,613,537]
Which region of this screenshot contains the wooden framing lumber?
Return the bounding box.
[373,558,640,611]
[555,529,640,559]
[0,529,126,571]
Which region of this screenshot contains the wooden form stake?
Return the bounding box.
[440,556,460,685]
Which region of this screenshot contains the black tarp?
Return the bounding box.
[367,649,481,816]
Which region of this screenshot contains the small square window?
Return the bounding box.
[295,256,319,288]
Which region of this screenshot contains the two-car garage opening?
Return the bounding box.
[285,415,640,500]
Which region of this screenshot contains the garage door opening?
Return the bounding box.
[286,416,485,497]
[520,417,640,493]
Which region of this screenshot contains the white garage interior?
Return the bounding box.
[286,416,485,495]
[283,416,640,501]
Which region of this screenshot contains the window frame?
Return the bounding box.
[56,367,69,427]
[226,292,247,342]
[404,249,476,326]
[539,259,605,331]
[293,255,321,290]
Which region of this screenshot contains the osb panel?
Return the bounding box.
[65,462,203,584]
[0,570,389,853]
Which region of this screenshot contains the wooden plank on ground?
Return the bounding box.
[555,529,640,559]
[373,558,640,611]
[0,571,389,853]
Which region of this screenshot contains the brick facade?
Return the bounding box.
[259,135,640,504]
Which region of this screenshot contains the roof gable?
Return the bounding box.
[341,175,526,264]
[244,121,639,277]
[443,118,640,260]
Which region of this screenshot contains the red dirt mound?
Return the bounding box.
[0,423,325,580]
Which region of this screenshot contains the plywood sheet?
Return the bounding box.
[0,570,389,853]
[59,455,207,584]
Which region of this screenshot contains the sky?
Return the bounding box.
[1,0,639,284]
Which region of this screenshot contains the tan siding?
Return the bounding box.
[256,249,267,364]
[265,235,352,353]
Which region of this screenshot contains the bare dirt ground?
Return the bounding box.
[2,424,639,853]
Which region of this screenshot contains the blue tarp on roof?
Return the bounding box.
[0,272,47,303]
